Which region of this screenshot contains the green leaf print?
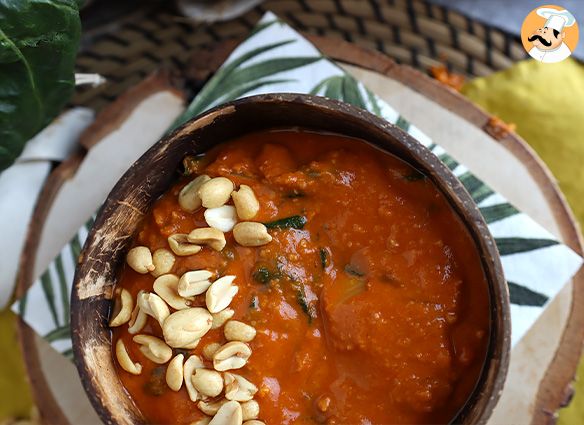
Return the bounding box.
[496,237,559,256]
[18,292,28,317]
[221,78,294,104]
[220,57,321,96]
[458,172,495,204]
[40,270,59,328]
[480,203,520,224]
[341,76,367,110]
[55,254,70,325]
[310,74,370,111]
[436,153,459,171]
[365,88,383,117]
[173,30,323,128]
[62,348,74,360]
[44,325,71,343]
[507,281,548,307]
[395,116,411,132]
[248,19,280,38]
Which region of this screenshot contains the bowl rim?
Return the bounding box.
[71,93,511,425]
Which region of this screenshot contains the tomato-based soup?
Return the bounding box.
[111,130,490,425]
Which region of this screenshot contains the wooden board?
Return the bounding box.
[15,37,583,425]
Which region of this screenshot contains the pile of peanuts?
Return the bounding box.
[110,175,272,425]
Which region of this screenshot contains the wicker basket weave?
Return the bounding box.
[73,0,527,111]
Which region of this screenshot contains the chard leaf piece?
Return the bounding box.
[0,0,81,171]
[264,215,307,229]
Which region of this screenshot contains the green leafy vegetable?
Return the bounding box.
[264,215,307,229]
[252,267,271,284]
[285,190,306,199]
[296,288,317,323]
[143,366,166,396]
[0,0,81,172]
[344,264,365,277]
[319,248,329,269]
[252,266,280,285]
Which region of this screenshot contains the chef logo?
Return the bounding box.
[521,5,579,63]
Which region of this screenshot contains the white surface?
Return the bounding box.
[0,108,94,307]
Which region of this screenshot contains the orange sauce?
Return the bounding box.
[112,130,490,424]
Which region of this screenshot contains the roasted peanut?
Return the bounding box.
[199,177,234,208]
[168,234,202,256]
[242,421,265,425]
[183,338,201,349]
[224,321,256,343]
[231,185,259,220]
[224,373,258,402]
[192,369,224,397]
[178,270,213,297]
[151,248,176,277]
[188,227,226,252]
[203,342,222,360]
[128,308,147,334]
[115,339,142,375]
[109,288,133,327]
[204,205,238,233]
[198,399,228,416]
[184,355,205,402]
[126,246,155,273]
[166,354,184,391]
[232,223,272,247]
[240,401,259,421]
[128,291,147,334]
[179,174,211,212]
[153,274,191,310]
[162,308,213,348]
[133,335,172,364]
[206,276,238,313]
[213,342,251,371]
[138,292,170,325]
[211,308,235,329]
[209,401,242,425]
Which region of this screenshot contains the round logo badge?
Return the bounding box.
[521,5,579,63]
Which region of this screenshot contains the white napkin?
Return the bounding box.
[0,108,94,307]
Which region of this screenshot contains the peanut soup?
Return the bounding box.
[110,130,490,425]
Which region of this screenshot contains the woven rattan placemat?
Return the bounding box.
[73,0,527,112]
